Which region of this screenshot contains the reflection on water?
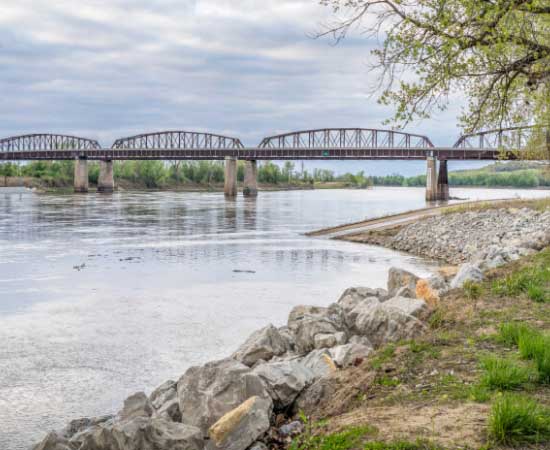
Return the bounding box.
[0,187,548,449]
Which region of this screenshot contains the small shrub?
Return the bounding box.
[480,355,532,390]
[497,322,533,347]
[468,384,492,403]
[463,280,482,301]
[518,331,547,360]
[489,394,550,445]
[534,347,550,384]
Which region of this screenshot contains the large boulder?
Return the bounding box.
[118,392,153,421]
[329,343,373,368]
[207,396,271,450]
[299,349,337,379]
[252,360,314,409]
[383,296,428,318]
[354,305,426,348]
[344,297,381,332]
[387,268,420,298]
[177,358,270,435]
[33,432,72,450]
[232,324,291,367]
[79,417,203,450]
[289,305,347,354]
[150,380,181,422]
[313,331,347,349]
[450,263,484,289]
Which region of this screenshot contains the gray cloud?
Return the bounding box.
[0,0,465,147]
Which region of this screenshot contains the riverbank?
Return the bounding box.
[32,199,550,449]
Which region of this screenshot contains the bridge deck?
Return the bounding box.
[0,147,505,161]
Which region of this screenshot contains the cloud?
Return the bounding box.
[0,0,465,146]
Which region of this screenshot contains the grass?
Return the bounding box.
[289,425,376,450]
[479,355,533,390]
[497,322,534,346]
[441,197,550,216]
[489,394,550,445]
[492,258,550,303]
[363,441,446,450]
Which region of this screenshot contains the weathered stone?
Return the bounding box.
[61,416,113,440]
[252,360,314,409]
[33,432,73,450]
[177,358,270,435]
[387,268,420,297]
[118,392,153,421]
[249,442,268,450]
[232,324,291,367]
[287,305,328,330]
[207,396,272,450]
[450,263,484,289]
[313,331,347,349]
[329,343,373,368]
[292,377,335,416]
[354,305,426,348]
[340,295,381,330]
[299,349,337,379]
[383,296,428,318]
[149,380,181,422]
[80,417,203,450]
[279,421,304,437]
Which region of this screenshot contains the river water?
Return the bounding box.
[1,187,549,449]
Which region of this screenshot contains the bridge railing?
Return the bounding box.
[0,134,101,152]
[453,126,550,153]
[111,131,244,150]
[258,128,434,149]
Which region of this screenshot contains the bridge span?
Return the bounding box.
[0,127,542,200]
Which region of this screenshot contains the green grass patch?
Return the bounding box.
[468,384,492,403]
[363,440,446,450]
[497,322,534,347]
[492,251,550,303]
[488,394,550,445]
[289,425,376,450]
[370,344,396,370]
[479,355,533,390]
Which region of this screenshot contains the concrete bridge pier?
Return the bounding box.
[437,159,449,201]
[224,156,238,197]
[425,156,438,201]
[74,157,89,193]
[98,160,115,193]
[243,160,258,197]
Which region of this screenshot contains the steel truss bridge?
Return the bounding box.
[0,127,546,161]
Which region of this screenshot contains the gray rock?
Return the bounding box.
[118,392,153,421]
[450,263,484,289]
[383,296,428,318]
[61,416,113,440]
[177,358,270,435]
[291,306,346,354]
[207,396,271,450]
[299,349,337,379]
[287,305,328,331]
[329,343,373,368]
[340,295,381,330]
[33,432,72,450]
[232,324,291,367]
[149,380,181,422]
[387,268,420,297]
[279,421,304,437]
[80,417,203,450]
[313,331,347,349]
[249,443,268,450]
[252,360,314,409]
[354,305,426,348]
[292,378,335,416]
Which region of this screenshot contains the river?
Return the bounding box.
[1,186,549,449]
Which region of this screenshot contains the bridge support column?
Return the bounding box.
[74,157,89,193]
[98,160,114,193]
[224,156,238,197]
[437,159,449,201]
[425,156,438,201]
[243,160,258,197]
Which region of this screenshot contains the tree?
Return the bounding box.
[320,1,550,133]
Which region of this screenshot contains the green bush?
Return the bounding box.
[480,355,533,390]
[489,394,550,445]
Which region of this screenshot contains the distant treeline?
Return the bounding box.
[1,160,548,189]
[0,161,371,188]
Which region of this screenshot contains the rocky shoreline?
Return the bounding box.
[33,205,550,450]
[342,206,550,267]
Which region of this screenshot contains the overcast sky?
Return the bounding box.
[0,0,466,149]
